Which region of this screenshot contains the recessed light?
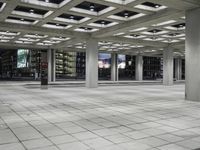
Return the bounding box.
[30,9,34,14]
[90,4,95,11]
[124,12,129,18]
[70,15,74,20]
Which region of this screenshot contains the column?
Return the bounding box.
[111,53,118,81]
[135,55,143,81]
[174,58,182,80]
[163,46,174,85]
[86,38,98,88]
[185,8,200,101]
[47,49,56,82]
[47,49,52,83]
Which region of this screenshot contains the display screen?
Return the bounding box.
[98,53,111,69]
[17,49,29,68]
[118,54,126,69]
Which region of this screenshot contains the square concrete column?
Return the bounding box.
[111,53,118,81]
[174,58,182,81]
[163,46,174,86]
[135,55,143,81]
[86,38,98,88]
[47,49,56,82]
[186,8,200,101]
[47,49,52,83]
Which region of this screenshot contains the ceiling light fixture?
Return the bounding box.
[70,15,74,20]
[30,9,34,14]
[179,24,184,28]
[124,12,129,18]
[90,4,95,11]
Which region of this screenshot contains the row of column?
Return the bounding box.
[46,44,182,87]
[85,39,183,88]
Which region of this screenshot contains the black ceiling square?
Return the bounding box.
[38,0,64,4]
[58,14,84,21]
[168,33,181,36]
[148,29,162,33]
[7,16,35,22]
[79,27,93,30]
[172,23,185,28]
[114,10,139,18]
[142,2,161,8]
[130,34,140,37]
[75,1,108,12]
[46,22,68,27]
[14,6,48,15]
[94,20,112,25]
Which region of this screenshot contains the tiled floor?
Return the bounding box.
[0,83,200,150]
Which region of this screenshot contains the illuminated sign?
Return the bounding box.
[17,49,29,68]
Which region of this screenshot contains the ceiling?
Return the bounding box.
[0,0,199,56]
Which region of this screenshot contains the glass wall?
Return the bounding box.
[0,49,184,81]
[118,54,136,80]
[98,53,111,80]
[55,50,85,80]
[0,49,41,80]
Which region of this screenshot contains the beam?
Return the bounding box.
[0,42,48,50]
[92,8,183,38]
[36,0,85,26]
[100,36,168,47]
[0,21,90,38]
[0,0,21,21]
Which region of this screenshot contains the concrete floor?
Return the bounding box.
[0,83,200,150]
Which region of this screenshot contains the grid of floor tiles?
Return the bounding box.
[0,83,200,150]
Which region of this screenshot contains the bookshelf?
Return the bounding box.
[143,56,162,80]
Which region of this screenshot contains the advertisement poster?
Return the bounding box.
[17,49,29,68]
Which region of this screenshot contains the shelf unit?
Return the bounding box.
[143,56,162,80]
[1,50,17,78]
[56,51,86,79]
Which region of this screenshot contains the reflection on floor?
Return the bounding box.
[0,83,200,150]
